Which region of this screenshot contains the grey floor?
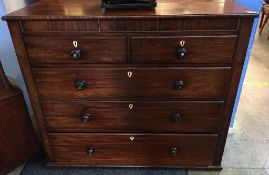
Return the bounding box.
[188,22,269,175]
[7,23,269,175]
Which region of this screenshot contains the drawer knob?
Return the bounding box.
[170,147,178,157]
[75,80,87,90]
[177,48,188,59]
[173,113,183,123]
[175,80,184,90]
[87,146,95,157]
[81,113,92,123]
[70,49,81,60]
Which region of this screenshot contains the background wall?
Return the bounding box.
[0,0,36,114]
[3,0,35,13]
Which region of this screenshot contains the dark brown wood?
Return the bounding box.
[50,133,217,166]
[0,93,41,174]
[3,0,256,170]
[212,18,254,166]
[158,18,239,31]
[100,19,157,31]
[33,67,231,100]
[22,17,239,32]
[46,163,222,170]
[22,31,238,37]
[21,18,241,32]
[1,0,258,21]
[0,65,40,174]
[131,36,237,64]
[22,20,98,32]
[24,36,127,64]
[42,101,223,133]
[7,21,54,160]
[0,63,9,90]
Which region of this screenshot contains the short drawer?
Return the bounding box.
[43,101,223,133]
[21,20,99,32]
[33,67,231,100]
[24,37,127,64]
[50,133,217,166]
[99,19,157,31]
[131,36,237,64]
[158,18,239,31]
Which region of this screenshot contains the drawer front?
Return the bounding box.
[34,67,231,100]
[99,19,157,31]
[131,36,237,64]
[24,37,127,64]
[43,101,223,133]
[22,20,99,32]
[50,134,217,166]
[21,18,239,32]
[158,18,239,31]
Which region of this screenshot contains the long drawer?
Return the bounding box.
[21,18,239,32]
[50,133,217,166]
[24,37,127,64]
[33,67,231,100]
[131,36,237,64]
[43,101,223,133]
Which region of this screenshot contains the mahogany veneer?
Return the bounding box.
[2,0,258,170]
[50,134,218,166]
[0,63,40,174]
[33,67,231,100]
[131,36,237,64]
[43,101,223,133]
[25,37,127,64]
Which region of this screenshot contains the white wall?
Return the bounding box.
[4,0,35,13]
[0,0,37,114]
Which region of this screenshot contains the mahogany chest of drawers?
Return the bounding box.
[2,0,257,169]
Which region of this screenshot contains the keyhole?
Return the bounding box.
[130,136,135,141]
[129,104,133,110]
[73,41,78,48]
[180,40,186,47]
[127,71,132,78]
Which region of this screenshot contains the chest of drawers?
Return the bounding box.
[2,0,257,170]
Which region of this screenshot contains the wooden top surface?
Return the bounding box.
[2,0,258,20]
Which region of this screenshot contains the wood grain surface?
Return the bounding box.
[3,0,256,169]
[50,133,217,166]
[2,0,257,20]
[131,36,237,64]
[25,36,127,64]
[33,67,231,100]
[42,101,223,133]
